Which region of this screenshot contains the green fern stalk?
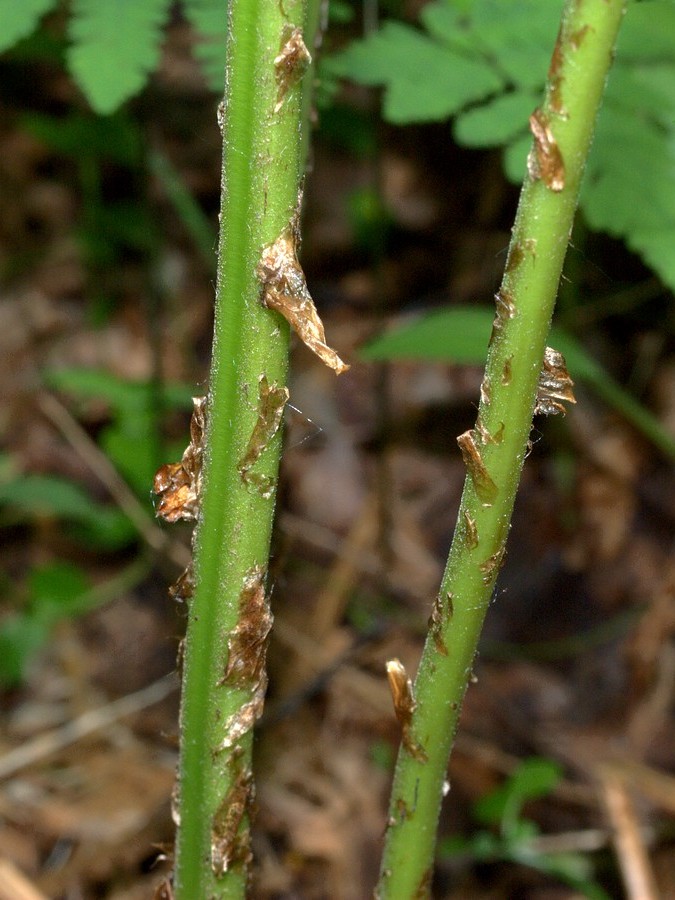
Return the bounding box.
[173,1,318,895]
[377,1,626,896]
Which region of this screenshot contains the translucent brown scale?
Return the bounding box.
[527,108,565,192]
[153,397,207,607]
[385,659,428,763]
[534,346,576,416]
[258,195,350,375]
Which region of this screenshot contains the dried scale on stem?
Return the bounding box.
[377,1,627,896]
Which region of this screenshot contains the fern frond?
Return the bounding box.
[182,0,227,92]
[0,0,60,54]
[325,21,502,124]
[67,0,173,114]
[330,0,675,291]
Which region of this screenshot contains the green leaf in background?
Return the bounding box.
[0,0,59,54]
[503,133,535,183]
[45,368,194,496]
[94,200,158,253]
[182,0,228,92]
[424,0,558,90]
[325,21,502,124]
[22,111,143,166]
[328,0,356,25]
[584,87,675,289]
[29,561,89,623]
[0,562,87,685]
[330,0,675,292]
[362,305,675,460]
[0,557,150,686]
[453,90,539,148]
[46,367,193,410]
[474,757,562,827]
[149,149,217,268]
[0,474,135,549]
[0,614,49,686]
[362,305,493,364]
[615,0,675,61]
[67,0,173,114]
[438,756,610,900]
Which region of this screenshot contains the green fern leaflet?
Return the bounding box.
[67,0,174,114]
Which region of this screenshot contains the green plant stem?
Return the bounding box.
[377,2,627,896]
[172,1,317,896]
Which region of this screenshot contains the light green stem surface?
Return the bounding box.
[173,1,317,896]
[377,1,627,896]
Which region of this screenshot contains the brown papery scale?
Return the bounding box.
[153,396,207,523]
[216,567,272,753]
[220,565,272,690]
[479,546,507,586]
[528,109,565,192]
[210,762,254,876]
[153,878,174,900]
[548,26,566,116]
[475,416,504,446]
[238,375,289,497]
[457,430,498,506]
[534,346,576,416]
[273,25,311,113]
[490,289,517,344]
[258,201,350,374]
[463,510,479,550]
[501,355,513,386]
[480,375,492,406]
[386,659,427,762]
[428,594,448,656]
[169,564,195,604]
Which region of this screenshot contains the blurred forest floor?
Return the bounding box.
[1,16,675,900]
